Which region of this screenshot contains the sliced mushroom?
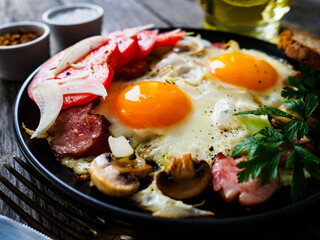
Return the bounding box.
[156,153,212,200]
[89,153,152,197]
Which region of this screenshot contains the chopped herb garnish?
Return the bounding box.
[233,65,320,201]
[281,65,320,100]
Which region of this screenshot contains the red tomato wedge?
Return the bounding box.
[28,40,120,110]
[134,30,158,59]
[112,35,139,68]
[155,30,185,47]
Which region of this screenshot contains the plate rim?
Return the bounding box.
[13,27,320,227]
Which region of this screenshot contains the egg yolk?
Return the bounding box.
[209,52,278,91]
[115,81,191,129]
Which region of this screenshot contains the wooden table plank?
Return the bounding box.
[0,0,59,223]
[281,0,320,35]
[140,0,204,28]
[3,0,59,23]
[56,0,169,33]
[93,0,168,32]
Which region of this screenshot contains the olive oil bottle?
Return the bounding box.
[198,0,291,40]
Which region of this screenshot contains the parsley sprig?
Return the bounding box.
[233,66,320,202]
[282,65,320,99]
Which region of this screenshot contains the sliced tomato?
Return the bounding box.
[155,30,185,47]
[115,58,149,80]
[28,50,65,98]
[134,30,157,59]
[112,35,139,68]
[28,40,120,110]
[28,29,185,110]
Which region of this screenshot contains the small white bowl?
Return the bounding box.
[0,21,50,81]
[42,3,104,52]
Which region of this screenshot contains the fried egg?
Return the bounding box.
[91,36,296,217]
[94,38,295,167]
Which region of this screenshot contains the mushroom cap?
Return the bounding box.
[89,153,151,197]
[156,153,212,200]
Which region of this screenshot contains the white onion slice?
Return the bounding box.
[162,28,184,37]
[54,35,110,75]
[182,67,203,86]
[109,23,155,38]
[225,40,240,53]
[31,81,63,139]
[60,79,107,99]
[177,35,209,54]
[108,136,134,158]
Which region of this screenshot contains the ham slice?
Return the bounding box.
[212,153,280,206]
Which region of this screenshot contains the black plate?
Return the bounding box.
[13,28,320,232]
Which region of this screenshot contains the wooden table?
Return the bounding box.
[1,0,320,239]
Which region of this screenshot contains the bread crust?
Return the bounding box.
[278,29,320,71]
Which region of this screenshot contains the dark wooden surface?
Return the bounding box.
[1,0,320,239]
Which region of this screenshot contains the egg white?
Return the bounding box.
[94,38,295,167]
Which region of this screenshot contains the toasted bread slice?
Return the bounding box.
[278,29,320,71]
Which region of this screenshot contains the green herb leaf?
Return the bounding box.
[286,150,308,202]
[256,127,284,140]
[236,157,262,182]
[280,120,308,142]
[281,76,307,99]
[294,146,320,180]
[281,65,320,100]
[236,145,281,185]
[235,106,296,120]
[283,98,305,120]
[282,94,318,120]
[232,137,264,157]
[300,64,316,88]
[260,151,281,185]
[232,128,284,158]
[304,93,318,119]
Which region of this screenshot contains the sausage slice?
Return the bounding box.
[47,102,110,158]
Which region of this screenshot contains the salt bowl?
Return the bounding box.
[42,3,104,52]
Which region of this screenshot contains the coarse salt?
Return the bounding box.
[50,8,99,24]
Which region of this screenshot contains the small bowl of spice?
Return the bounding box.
[42,3,104,52]
[0,21,50,81]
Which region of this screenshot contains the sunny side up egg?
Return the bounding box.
[94,38,295,168]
